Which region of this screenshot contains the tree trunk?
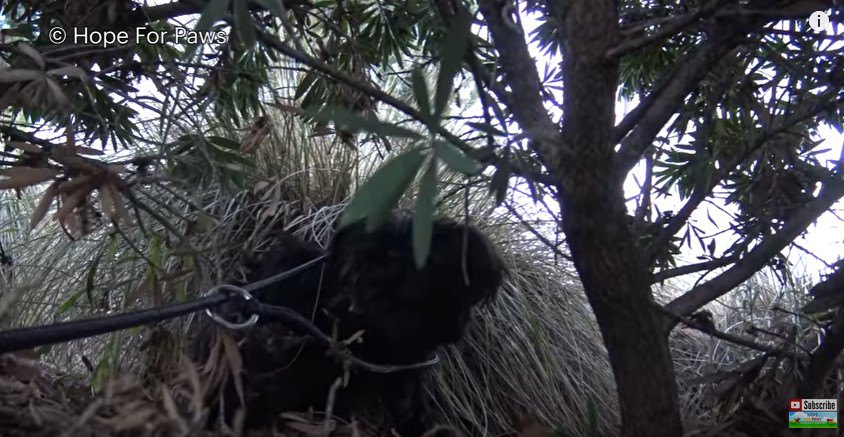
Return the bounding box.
[561,199,683,437]
[555,2,684,436]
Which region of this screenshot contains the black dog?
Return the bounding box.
[194,213,504,434]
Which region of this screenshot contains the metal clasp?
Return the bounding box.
[204,284,259,330]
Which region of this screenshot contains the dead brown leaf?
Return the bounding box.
[220,332,245,408]
[0,167,60,189]
[30,180,60,229]
[5,141,43,154]
[54,186,90,225]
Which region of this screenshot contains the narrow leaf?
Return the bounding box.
[255,0,284,19]
[0,69,43,83]
[434,141,480,175]
[490,162,510,205]
[6,141,42,153]
[45,76,70,107]
[586,398,598,436]
[410,68,431,117]
[0,168,61,189]
[16,43,45,70]
[467,121,506,136]
[413,159,438,269]
[47,66,87,80]
[233,0,257,48]
[434,8,472,116]
[294,72,317,100]
[340,148,426,229]
[195,0,230,32]
[30,180,59,229]
[98,183,117,219]
[309,106,423,139]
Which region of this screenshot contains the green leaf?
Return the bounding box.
[309,106,423,140]
[434,8,472,116]
[340,148,426,229]
[84,245,108,308]
[586,398,598,436]
[413,159,438,269]
[57,288,87,314]
[233,0,257,48]
[195,0,230,32]
[294,72,317,100]
[207,135,241,150]
[467,121,505,137]
[434,140,480,175]
[411,67,431,117]
[490,152,511,205]
[254,0,284,19]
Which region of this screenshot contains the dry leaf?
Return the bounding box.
[45,77,69,108]
[58,174,95,193]
[107,183,130,222]
[61,206,81,236]
[240,116,272,154]
[50,152,96,171]
[220,332,245,407]
[0,167,60,189]
[269,101,303,114]
[159,383,182,422]
[0,69,43,83]
[98,183,117,219]
[54,186,90,225]
[46,66,87,80]
[5,141,42,154]
[113,407,156,431]
[107,164,128,174]
[30,180,60,229]
[16,43,46,70]
[54,144,105,156]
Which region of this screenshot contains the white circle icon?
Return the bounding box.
[809,11,830,32]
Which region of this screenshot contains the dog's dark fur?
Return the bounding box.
[193,213,504,434]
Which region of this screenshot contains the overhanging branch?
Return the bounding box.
[651,255,738,283]
[613,1,827,176]
[664,179,844,324]
[476,0,565,172]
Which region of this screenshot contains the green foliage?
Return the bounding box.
[233,0,257,48]
[195,0,230,32]
[339,148,426,230]
[413,159,438,268]
[309,106,423,140]
[434,140,480,175]
[434,7,472,117]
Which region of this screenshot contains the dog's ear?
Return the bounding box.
[431,220,505,305]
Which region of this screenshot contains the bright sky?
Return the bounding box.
[517,10,844,283]
[3,2,840,285]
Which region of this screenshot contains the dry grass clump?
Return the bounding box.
[0,106,622,436]
[427,246,618,436]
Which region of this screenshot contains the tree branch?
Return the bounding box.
[614,1,835,174]
[476,0,565,171]
[614,35,745,174]
[661,304,806,359]
[138,1,197,23]
[644,93,844,263]
[651,255,738,283]
[664,178,844,325]
[606,0,723,59]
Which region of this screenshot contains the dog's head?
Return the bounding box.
[325,213,504,356]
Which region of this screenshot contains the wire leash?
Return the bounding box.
[0,254,439,373]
